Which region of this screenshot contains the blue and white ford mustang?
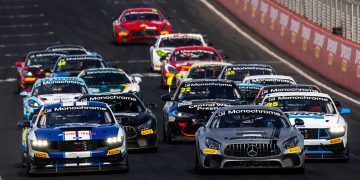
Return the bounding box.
[19,101,128,175]
[261,92,350,160]
[21,77,89,120]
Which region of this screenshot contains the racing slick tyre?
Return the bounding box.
[163,120,173,144]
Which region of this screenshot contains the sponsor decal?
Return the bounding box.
[251,0,259,18]
[124,11,159,16]
[266,96,330,102]
[85,70,125,75]
[107,148,121,156]
[248,78,294,84]
[287,147,301,153]
[260,1,269,24]
[313,32,325,59]
[175,50,214,55]
[203,148,217,155]
[34,152,49,158]
[340,44,352,72]
[290,19,300,44]
[355,50,360,78]
[326,39,338,65]
[222,109,282,117]
[64,151,91,158]
[329,137,342,144]
[86,95,137,102]
[44,106,106,113]
[50,48,84,52]
[35,80,85,88]
[243,0,250,12]
[184,82,232,87]
[61,56,102,61]
[301,25,311,51]
[279,13,289,37]
[268,88,318,93]
[162,35,201,40]
[269,7,278,30]
[225,66,273,72]
[188,103,230,111]
[141,129,154,135]
[29,53,65,58]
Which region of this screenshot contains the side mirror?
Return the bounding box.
[223,55,230,60]
[333,100,341,107]
[294,118,304,126]
[18,120,31,128]
[161,94,172,101]
[133,77,142,83]
[160,56,167,61]
[15,61,24,67]
[340,107,351,115]
[19,91,29,97]
[165,16,170,19]
[112,16,117,21]
[148,103,158,110]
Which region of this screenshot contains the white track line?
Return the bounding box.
[0,78,17,83]
[200,0,360,106]
[0,13,44,19]
[0,23,49,28]
[0,32,54,38]
[0,4,39,9]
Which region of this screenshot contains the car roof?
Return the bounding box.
[263,92,332,99]
[43,101,107,110]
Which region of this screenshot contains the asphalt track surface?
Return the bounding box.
[0,0,359,179]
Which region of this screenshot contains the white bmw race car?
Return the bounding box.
[261,92,350,160]
[149,33,207,71]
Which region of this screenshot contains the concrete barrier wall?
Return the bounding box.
[217,0,360,95]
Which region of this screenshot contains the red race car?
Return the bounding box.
[160,46,225,88]
[15,51,67,92]
[112,8,172,43]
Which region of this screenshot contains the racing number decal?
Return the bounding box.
[265,102,279,107]
[225,70,235,76]
[181,87,191,93]
[57,60,66,67]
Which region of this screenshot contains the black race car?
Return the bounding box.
[161,79,245,143]
[78,93,158,151]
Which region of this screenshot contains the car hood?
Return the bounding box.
[122,20,165,30]
[113,112,151,126]
[38,93,83,104]
[286,112,340,128]
[34,124,119,141]
[205,127,297,143]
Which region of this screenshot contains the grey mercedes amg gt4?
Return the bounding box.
[195,105,305,173]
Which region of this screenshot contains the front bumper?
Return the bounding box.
[28,150,127,174]
[123,126,157,150]
[303,137,348,159]
[199,152,304,169]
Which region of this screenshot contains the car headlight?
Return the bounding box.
[31,140,49,147]
[205,137,221,150]
[23,71,33,77]
[138,119,152,131]
[283,136,299,149]
[156,50,168,57]
[28,99,40,108]
[172,111,193,118]
[329,126,346,134]
[106,136,124,146]
[128,87,138,93]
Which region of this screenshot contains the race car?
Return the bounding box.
[219,64,277,83]
[150,33,208,71]
[19,101,128,175]
[52,55,107,77]
[254,84,321,105]
[77,68,141,96]
[21,77,89,120]
[261,92,350,160]
[15,51,68,92]
[195,106,304,173]
[161,79,245,143]
[46,45,97,55]
[160,46,225,88]
[78,93,158,151]
[243,75,296,85]
[175,62,231,87]
[112,8,172,44]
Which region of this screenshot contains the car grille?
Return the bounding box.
[223,161,282,168]
[52,140,105,151]
[224,142,281,157]
[299,128,329,139]
[130,29,158,36]
[123,126,137,139]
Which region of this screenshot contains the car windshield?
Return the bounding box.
[245,78,295,85]
[172,50,220,61]
[26,56,61,70]
[210,111,289,128]
[104,99,144,113]
[123,12,162,21]
[176,83,240,101]
[159,38,203,47]
[38,108,114,127]
[55,60,104,73]
[187,65,224,79]
[32,83,87,96]
[223,67,275,81]
[263,96,336,114]
[81,73,131,86]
